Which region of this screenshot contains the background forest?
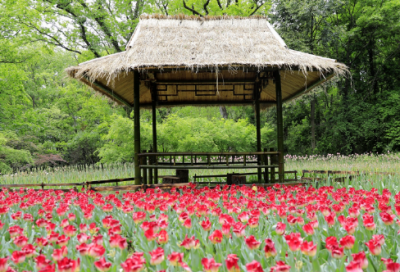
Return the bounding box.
[0,0,399,174]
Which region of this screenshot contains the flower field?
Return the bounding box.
[1,182,400,272]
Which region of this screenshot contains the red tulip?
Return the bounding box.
[179,212,189,223]
[0,206,10,215]
[248,217,259,228]
[331,245,344,259]
[238,212,249,223]
[23,214,33,222]
[60,219,69,228]
[180,235,199,249]
[76,243,89,255]
[21,244,36,258]
[11,251,25,264]
[144,227,158,241]
[68,213,76,221]
[270,261,291,272]
[300,241,317,257]
[121,254,145,272]
[264,238,277,257]
[244,236,261,250]
[77,233,90,244]
[245,261,263,272]
[232,222,246,238]
[157,230,168,244]
[52,246,68,261]
[348,207,360,218]
[109,234,127,249]
[344,219,358,235]
[346,261,363,272]
[363,214,376,230]
[385,263,400,272]
[222,223,232,238]
[35,255,52,270]
[36,237,49,247]
[276,222,286,235]
[225,254,240,272]
[79,224,87,233]
[8,225,23,238]
[201,218,212,231]
[372,234,385,246]
[13,235,28,248]
[132,212,146,224]
[285,233,303,251]
[87,243,106,258]
[149,248,164,265]
[0,257,8,272]
[381,259,400,272]
[38,264,56,272]
[57,257,80,272]
[56,235,70,247]
[63,225,77,237]
[36,218,48,228]
[0,220,4,230]
[11,211,22,220]
[167,252,183,266]
[183,218,192,229]
[325,236,338,252]
[303,223,314,235]
[340,235,355,249]
[366,239,382,255]
[325,214,335,227]
[352,252,368,269]
[209,230,223,244]
[202,258,222,272]
[93,235,104,246]
[94,257,112,272]
[380,212,395,225]
[179,261,192,272]
[102,204,114,212]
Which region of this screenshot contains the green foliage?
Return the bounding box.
[0,132,34,174]
[97,114,263,163]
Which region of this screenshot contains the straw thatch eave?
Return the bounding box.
[66,15,347,108]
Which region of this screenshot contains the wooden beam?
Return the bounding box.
[138,101,277,107]
[155,79,256,84]
[82,75,132,108]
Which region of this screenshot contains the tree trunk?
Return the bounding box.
[311,99,316,151]
[219,106,228,119]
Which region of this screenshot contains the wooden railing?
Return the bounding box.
[137,151,281,184]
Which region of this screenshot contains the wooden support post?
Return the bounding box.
[274,70,284,183]
[141,150,147,184]
[270,148,276,182]
[134,70,141,185]
[148,148,153,185]
[152,99,158,184]
[255,95,262,182]
[264,148,269,183]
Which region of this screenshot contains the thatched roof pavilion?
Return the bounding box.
[66,14,347,185]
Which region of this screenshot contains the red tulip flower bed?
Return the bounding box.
[0,184,400,272]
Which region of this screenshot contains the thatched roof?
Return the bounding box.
[66,15,347,108]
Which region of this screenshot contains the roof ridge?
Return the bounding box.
[139,14,268,21]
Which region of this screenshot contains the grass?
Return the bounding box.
[1,153,399,190]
